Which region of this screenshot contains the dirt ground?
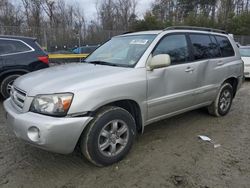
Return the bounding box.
[0,82,250,188]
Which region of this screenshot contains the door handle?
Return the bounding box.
[217,61,224,66]
[185,67,195,73]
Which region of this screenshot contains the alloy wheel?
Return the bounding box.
[98,120,129,157]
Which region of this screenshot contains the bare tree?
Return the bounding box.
[97,0,137,31]
[21,0,43,37]
[115,0,137,30]
[0,0,23,34]
[42,0,56,27]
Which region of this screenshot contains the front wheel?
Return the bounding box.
[208,82,233,117]
[80,106,136,166]
[0,74,21,99]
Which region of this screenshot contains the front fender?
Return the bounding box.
[68,70,148,125]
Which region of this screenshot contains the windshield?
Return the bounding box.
[239,48,250,57]
[85,35,156,67]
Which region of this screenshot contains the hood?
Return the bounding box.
[14,63,131,96]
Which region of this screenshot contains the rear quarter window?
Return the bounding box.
[35,41,44,50]
[0,39,32,55]
[215,36,235,57]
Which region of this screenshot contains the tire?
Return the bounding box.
[208,82,234,117]
[0,74,21,99]
[80,106,136,166]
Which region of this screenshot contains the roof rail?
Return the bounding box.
[122,31,135,34]
[164,26,228,34]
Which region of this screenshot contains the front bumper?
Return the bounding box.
[3,98,93,154]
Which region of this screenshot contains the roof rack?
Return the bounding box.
[164,26,228,34]
[122,31,135,34]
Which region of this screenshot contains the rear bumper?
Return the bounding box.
[3,98,93,154]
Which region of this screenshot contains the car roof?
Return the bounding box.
[0,35,36,41]
[121,26,231,37]
[121,30,163,36]
[121,29,229,37]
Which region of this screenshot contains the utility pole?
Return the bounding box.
[44,29,48,51]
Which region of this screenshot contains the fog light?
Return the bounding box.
[27,127,40,142]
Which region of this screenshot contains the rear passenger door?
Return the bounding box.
[188,34,235,105]
[147,34,200,121]
[188,33,220,104]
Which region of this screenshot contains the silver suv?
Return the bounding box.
[4,27,244,166]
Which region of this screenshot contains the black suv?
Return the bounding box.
[0,35,49,98]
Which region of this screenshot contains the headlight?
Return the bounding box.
[30,93,73,117]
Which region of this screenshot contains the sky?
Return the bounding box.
[13,0,154,22]
[68,0,155,21]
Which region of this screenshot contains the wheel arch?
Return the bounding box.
[222,77,238,98]
[92,99,144,134]
[0,69,29,81]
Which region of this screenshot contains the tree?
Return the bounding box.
[0,0,23,34]
[1,0,250,51]
[97,0,137,31]
[133,12,163,31]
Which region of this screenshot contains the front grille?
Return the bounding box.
[10,87,27,110]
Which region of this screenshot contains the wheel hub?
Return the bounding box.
[110,134,117,144]
[219,89,231,112]
[98,120,129,157]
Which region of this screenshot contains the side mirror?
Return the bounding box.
[147,54,171,70]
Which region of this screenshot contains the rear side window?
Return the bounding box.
[0,39,32,55]
[35,41,43,50]
[189,34,215,60]
[153,34,190,64]
[215,36,235,57]
[209,35,221,58]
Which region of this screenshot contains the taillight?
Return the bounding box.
[38,56,49,64]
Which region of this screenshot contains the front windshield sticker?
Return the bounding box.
[130,39,149,45]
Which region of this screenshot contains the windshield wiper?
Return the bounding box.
[87,61,119,67]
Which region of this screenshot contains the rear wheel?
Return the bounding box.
[0,74,21,99]
[208,82,233,117]
[80,106,136,166]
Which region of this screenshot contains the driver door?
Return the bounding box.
[146,34,200,121]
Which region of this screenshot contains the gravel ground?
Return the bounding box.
[0,82,250,188]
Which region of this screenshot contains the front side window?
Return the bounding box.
[190,34,218,60]
[239,48,250,57]
[86,35,156,67]
[215,36,235,57]
[0,39,31,55]
[153,34,190,64]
